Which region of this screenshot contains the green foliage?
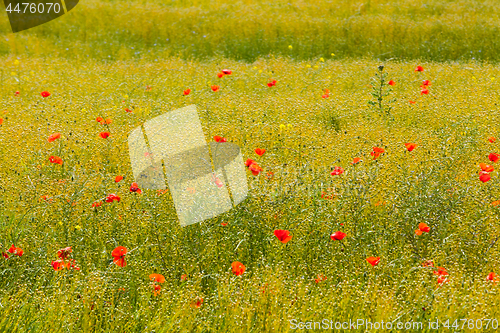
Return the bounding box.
[368,65,396,116]
[1,0,500,61]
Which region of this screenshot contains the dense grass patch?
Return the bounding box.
[1,0,500,61]
[0,56,500,331]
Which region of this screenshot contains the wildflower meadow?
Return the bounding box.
[2,0,500,332]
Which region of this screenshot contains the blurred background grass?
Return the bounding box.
[1,0,500,61]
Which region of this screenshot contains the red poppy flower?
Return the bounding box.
[351,157,361,164]
[111,246,127,267]
[415,66,424,72]
[314,274,327,283]
[421,80,431,87]
[489,137,496,143]
[274,229,292,244]
[99,132,110,139]
[211,85,220,92]
[8,245,23,257]
[2,252,9,259]
[191,297,204,308]
[418,223,430,233]
[437,276,448,284]
[105,193,121,203]
[48,132,61,142]
[405,143,417,151]
[96,117,104,123]
[388,80,395,86]
[181,274,187,281]
[57,247,72,260]
[183,89,191,95]
[322,94,329,98]
[15,91,19,96]
[409,100,416,104]
[245,159,256,167]
[0,118,3,125]
[152,284,162,296]
[255,148,266,156]
[221,222,228,226]
[487,272,496,281]
[231,261,246,276]
[267,80,277,87]
[489,153,500,163]
[49,155,63,165]
[222,69,232,75]
[51,260,65,271]
[330,231,346,241]
[480,163,494,173]
[125,108,132,113]
[366,257,380,266]
[115,175,123,182]
[92,201,103,208]
[370,147,385,160]
[433,267,448,276]
[149,273,165,283]
[104,118,112,125]
[330,167,344,176]
[130,182,142,194]
[217,72,224,78]
[249,163,263,176]
[41,91,51,97]
[480,171,491,183]
[213,135,227,143]
[421,88,429,95]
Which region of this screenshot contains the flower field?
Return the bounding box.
[0,56,500,331]
[2,0,500,332]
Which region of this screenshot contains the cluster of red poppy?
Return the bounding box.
[149,273,165,296]
[243,147,266,176]
[213,135,227,143]
[49,155,63,165]
[96,117,112,125]
[267,80,277,87]
[315,274,327,284]
[105,193,121,203]
[217,69,232,78]
[322,88,330,98]
[407,66,431,102]
[370,147,385,160]
[2,245,23,259]
[415,223,430,235]
[330,166,344,176]
[51,246,80,271]
[478,148,500,183]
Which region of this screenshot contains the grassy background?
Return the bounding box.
[1,0,500,332]
[1,57,500,331]
[1,0,500,61]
